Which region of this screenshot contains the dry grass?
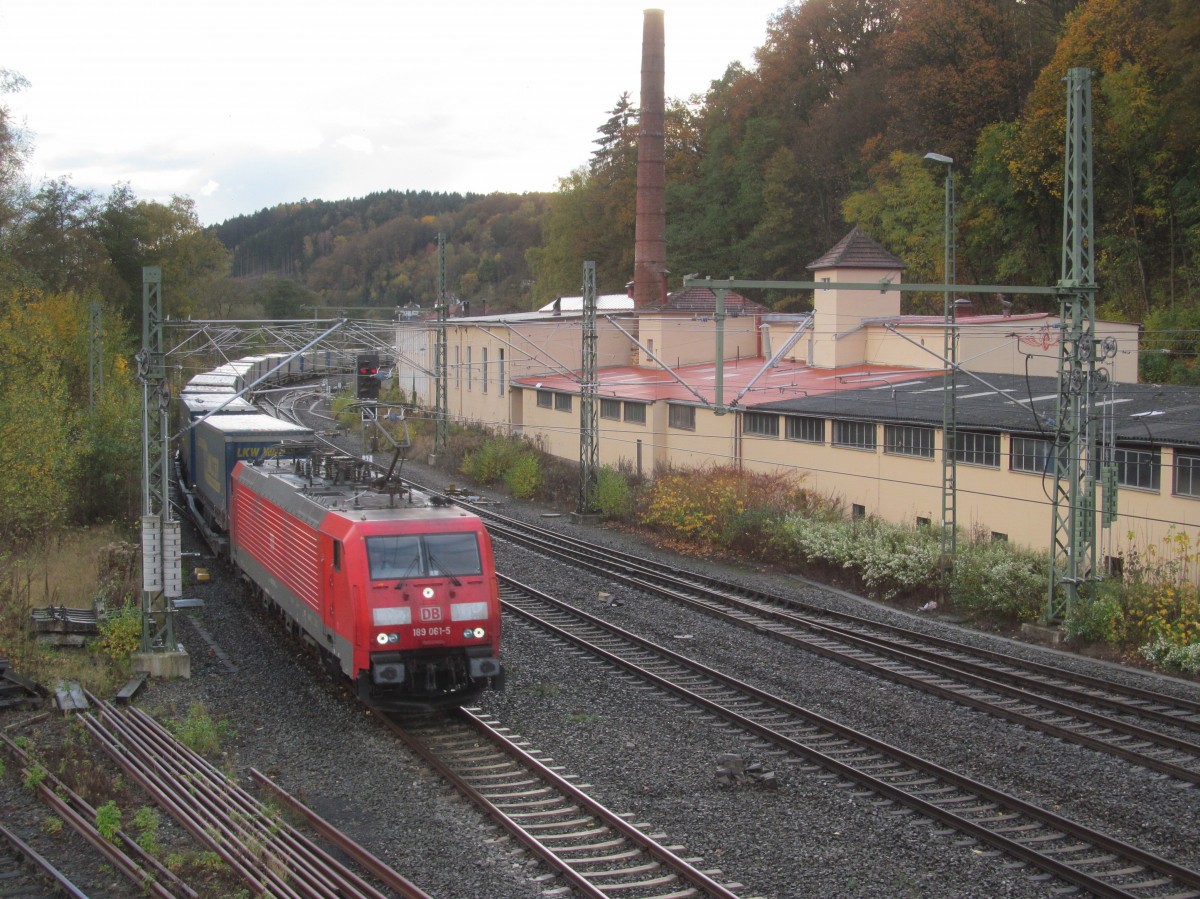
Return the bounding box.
[1,524,138,690]
[4,524,136,611]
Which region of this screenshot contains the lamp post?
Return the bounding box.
[924,152,957,566]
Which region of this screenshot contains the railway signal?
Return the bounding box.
[356,353,380,400]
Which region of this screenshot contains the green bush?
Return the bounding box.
[503,454,542,499]
[775,513,940,600]
[95,800,121,842]
[949,539,1046,621]
[1064,583,1123,643]
[855,521,941,601]
[98,600,142,661]
[720,507,780,558]
[132,806,161,853]
[169,703,230,757]
[1140,637,1200,675]
[593,466,633,520]
[460,437,523,485]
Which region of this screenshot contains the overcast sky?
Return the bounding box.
[2,0,786,226]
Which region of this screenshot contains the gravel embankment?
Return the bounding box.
[3,454,1199,898]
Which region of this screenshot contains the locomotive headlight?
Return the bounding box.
[376,633,389,645]
[473,627,486,639]
[422,587,435,599]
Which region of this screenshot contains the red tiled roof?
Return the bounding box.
[515,359,935,408]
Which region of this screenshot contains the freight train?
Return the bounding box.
[176,350,504,709]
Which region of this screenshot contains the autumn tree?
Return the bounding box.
[255,276,316,319]
[0,288,84,540]
[8,177,109,295]
[880,0,1063,168]
[0,72,29,207]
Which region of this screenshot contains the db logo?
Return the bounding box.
[419,607,442,622]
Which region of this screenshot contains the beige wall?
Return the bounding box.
[739,426,1200,559]
[811,266,903,369]
[511,397,1200,560]
[635,315,761,369]
[400,318,632,428]
[862,319,1140,381]
[515,396,741,479]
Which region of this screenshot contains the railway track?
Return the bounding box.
[466,505,1200,784]
[497,574,1200,899]
[76,694,431,899]
[0,820,88,898]
[382,707,746,899]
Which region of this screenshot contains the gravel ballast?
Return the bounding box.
[3,456,1199,898]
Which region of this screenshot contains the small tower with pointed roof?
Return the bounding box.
[807,226,906,369]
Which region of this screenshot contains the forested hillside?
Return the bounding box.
[212,190,550,315]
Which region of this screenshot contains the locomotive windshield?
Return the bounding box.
[366,532,483,581]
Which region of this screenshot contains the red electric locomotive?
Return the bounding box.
[229,453,503,709]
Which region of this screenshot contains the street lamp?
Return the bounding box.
[924,151,957,566]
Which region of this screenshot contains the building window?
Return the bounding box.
[624,402,647,425]
[1011,435,1052,474]
[668,404,696,430]
[498,349,505,396]
[481,347,488,394]
[466,347,472,391]
[600,398,621,420]
[1114,446,1160,491]
[833,420,876,450]
[884,424,934,459]
[916,516,931,528]
[992,532,1008,543]
[852,503,866,519]
[1175,452,1200,498]
[554,392,572,412]
[955,431,1000,468]
[454,346,460,389]
[536,390,552,409]
[744,412,779,437]
[786,416,825,444]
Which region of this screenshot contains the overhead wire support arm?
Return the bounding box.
[728,314,814,407]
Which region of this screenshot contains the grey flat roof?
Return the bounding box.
[753,373,1200,448]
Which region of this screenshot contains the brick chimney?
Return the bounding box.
[633,8,666,309]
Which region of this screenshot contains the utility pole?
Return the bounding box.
[1046,67,1101,623]
[577,261,599,517]
[433,234,449,461]
[923,152,957,568]
[137,266,183,669]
